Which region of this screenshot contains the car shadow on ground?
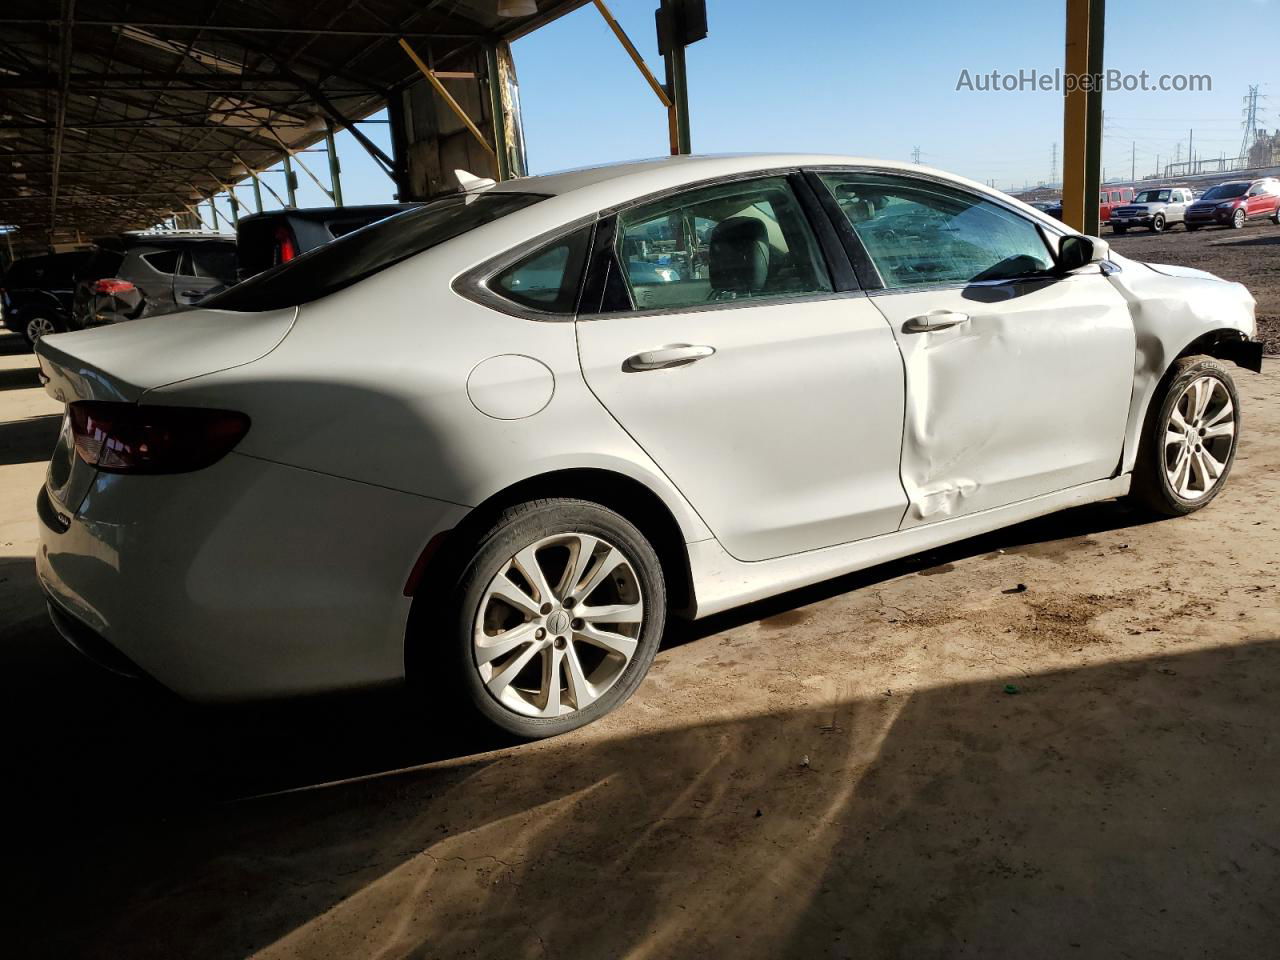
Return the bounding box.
[0,413,61,466]
[0,333,33,357]
[0,365,42,391]
[8,591,1278,958]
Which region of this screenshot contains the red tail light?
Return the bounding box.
[273,225,298,265]
[91,278,136,296]
[69,401,250,474]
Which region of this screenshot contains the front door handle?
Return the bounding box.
[624,343,716,371]
[903,310,970,333]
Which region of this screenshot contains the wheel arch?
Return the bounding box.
[1175,328,1263,374]
[404,467,699,675]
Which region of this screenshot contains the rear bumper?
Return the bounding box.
[36,453,468,701]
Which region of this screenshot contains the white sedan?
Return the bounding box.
[34,155,1262,738]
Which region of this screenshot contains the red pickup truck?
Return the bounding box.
[1099,187,1135,225]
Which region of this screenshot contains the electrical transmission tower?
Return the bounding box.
[1049,142,1057,185]
[911,146,922,164]
[1240,84,1264,159]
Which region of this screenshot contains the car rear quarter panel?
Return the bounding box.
[146,232,714,547]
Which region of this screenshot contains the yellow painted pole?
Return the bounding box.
[1062,0,1090,233]
[398,38,496,158]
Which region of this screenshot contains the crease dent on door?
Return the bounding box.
[894,296,1130,523]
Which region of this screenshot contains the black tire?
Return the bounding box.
[1112,225,1128,235]
[438,498,666,739]
[1231,208,1246,229]
[1128,356,1240,517]
[1272,207,1280,225]
[21,313,64,348]
[1151,214,1165,233]
[1185,223,1200,232]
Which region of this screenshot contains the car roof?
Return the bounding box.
[486,153,986,203]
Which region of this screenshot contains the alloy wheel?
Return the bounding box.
[1163,375,1235,501]
[473,532,644,718]
[1232,209,1246,229]
[25,316,56,343]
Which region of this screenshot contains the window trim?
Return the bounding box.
[452,214,599,323]
[804,165,1070,296]
[579,169,857,321]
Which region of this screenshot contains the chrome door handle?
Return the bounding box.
[624,343,716,371]
[903,311,970,333]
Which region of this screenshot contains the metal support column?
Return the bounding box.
[250,172,263,213]
[386,87,414,201]
[208,199,220,230]
[661,0,692,155]
[1062,0,1104,235]
[484,43,512,181]
[325,120,344,206]
[282,153,298,208]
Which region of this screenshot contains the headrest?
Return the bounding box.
[709,217,769,294]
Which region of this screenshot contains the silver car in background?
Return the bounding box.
[1110,187,1195,233]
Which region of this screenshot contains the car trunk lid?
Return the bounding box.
[35,306,295,511]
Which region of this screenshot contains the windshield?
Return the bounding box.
[205,192,545,312]
[1201,183,1248,201]
[1133,190,1171,203]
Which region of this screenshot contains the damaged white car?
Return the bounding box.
[34,155,1262,738]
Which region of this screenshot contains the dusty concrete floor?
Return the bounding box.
[2,299,1278,957]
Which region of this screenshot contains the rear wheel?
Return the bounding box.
[1129,356,1239,517]
[1151,213,1166,233]
[1185,223,1200,232]
[22,313,61,348]
[1231,208,1246,229]
[438,498,666,739]
[1272,206,1280,225]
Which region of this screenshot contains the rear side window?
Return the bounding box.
[206,192,545,312]
[818,172,1053,288]
[490,226,592,314]
[142,250,181,274]
[610,175,832,312]
[188,246,237,281]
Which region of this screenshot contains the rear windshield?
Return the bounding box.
[205,192,545,312]
[1133,190,1171,203]
[1201,183,1249,200]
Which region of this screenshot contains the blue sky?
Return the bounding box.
[204,0,1274,224]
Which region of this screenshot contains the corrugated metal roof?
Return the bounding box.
[0,0,587,247]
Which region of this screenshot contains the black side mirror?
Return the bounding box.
[1056,235,1094,273]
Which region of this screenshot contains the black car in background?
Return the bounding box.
[72,233,237,329]
[1,250,95,347]
[236,203,420,278]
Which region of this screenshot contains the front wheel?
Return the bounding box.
[1112,225,1128,235]
[439,498,666,739]
[1185,223,1200,232]
[1129,356,1239,517]
[1231,208,1246,229]
[1151,214,1166,233]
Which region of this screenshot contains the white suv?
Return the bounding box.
[1110,187,1195,233]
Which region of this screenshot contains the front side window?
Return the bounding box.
[817,172,1054,289]
[611,176,832,312]
[490,225,592,314]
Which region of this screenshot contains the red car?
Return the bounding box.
[1185,178,1280,230]
[1099,187,1134,225]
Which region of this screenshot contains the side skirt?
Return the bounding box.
[687,476,1132,618]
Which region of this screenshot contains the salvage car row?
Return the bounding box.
[1033,177,1280,235]
[1,204,412,348]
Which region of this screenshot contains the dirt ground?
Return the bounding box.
[2,233,1279,957]
[1106,216,1280,352]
